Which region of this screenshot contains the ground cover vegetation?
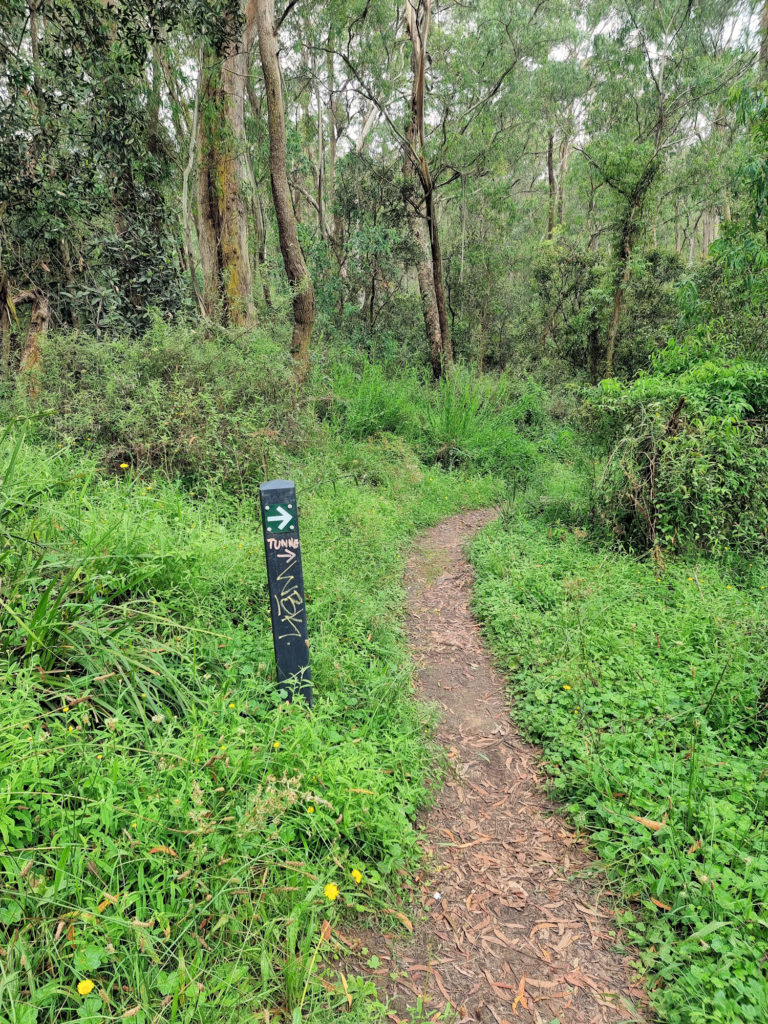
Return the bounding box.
[1,1,768,1023]
[0,374,501,1024]
[472,494,768,1024]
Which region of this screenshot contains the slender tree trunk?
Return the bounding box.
[546,132,556,239]
[19,291,50,398]
[326,46,343,253]
[255,191,273,307]
[244,79,274,307]
[0,273,11,378]
[587,183,600,251]
[404,0,451,378]
[760,0,768,78]
[587,317,602,385]
[183,52,206,317]
[605,259,631,378]
[689,211,703,265]
[674,200,683,255]
[426,190,452,363]
[556,137,569,225]
[196,1,256,326]
[312,46,328,240]
[409,207,444,378]
[478,283,490,372]
[255,0,315,375]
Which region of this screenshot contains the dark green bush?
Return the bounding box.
[14,317,312,491]
[585,338,768,554]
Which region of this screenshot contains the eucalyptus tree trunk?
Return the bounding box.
[255,0,315,376]
[760,0,768,77]
[546,132,556,238]
[404,0,452,379]
[196,0,256,326]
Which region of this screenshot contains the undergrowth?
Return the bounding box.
[0,414,496,1024]
[471,495,768,1023]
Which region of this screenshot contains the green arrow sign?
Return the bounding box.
[263,502,296,533]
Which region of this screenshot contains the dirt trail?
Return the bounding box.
[351,511,646,1024]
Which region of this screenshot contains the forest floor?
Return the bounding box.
[346,511,647,1024]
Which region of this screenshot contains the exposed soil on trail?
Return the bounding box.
[347,511,647,1024]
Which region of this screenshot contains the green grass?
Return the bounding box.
[471,502,768,1023]
[0,418,496,1024]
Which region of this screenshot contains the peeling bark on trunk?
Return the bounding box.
[410,208,444,378]
[426,190,452,364]
[196,1,256,326]
[255,0,315,375]
[19,291,49,396]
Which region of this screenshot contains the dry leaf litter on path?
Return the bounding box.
[344,511,647,1024]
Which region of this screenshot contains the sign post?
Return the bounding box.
[259,479,312,706]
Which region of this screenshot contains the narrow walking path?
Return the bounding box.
[352,511,646,1023]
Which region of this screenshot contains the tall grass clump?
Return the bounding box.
[422,366,543,478]
[324,362,422,440]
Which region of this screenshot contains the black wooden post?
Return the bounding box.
[259,479,313,706]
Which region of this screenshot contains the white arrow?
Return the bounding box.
[266,505,293,531]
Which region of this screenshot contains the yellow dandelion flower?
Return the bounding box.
[97,754,102,760]
[220,745,227,751]
[273,741,280,750]
[131,822,137,829]
[62,705,69,712]
[68,726,74,733]
[119,463,129,469]
[324,882,339,901]
[562,685,571,691]
[307,805,315,814]
[351,868,362,884]
[77,979,95,996]
[228,702,235,708]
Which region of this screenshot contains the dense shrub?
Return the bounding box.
[585,336,768,555]
[13,317,311,491]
